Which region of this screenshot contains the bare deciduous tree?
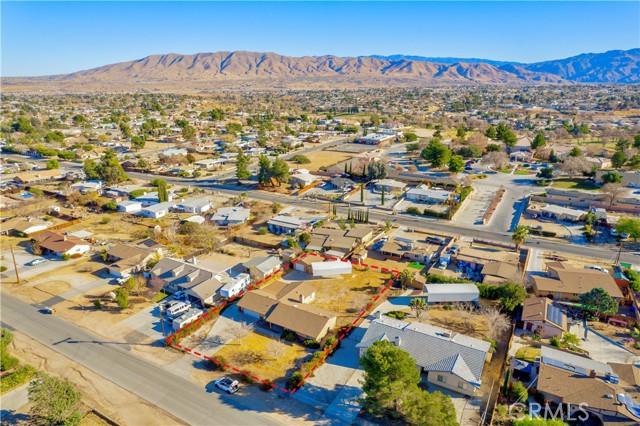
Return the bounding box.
[482,151,510,170]
[483,308,511,340]
[558,156,591,178]
[266,339,287,360]
[227,321,254,345]
[601,183,626,208]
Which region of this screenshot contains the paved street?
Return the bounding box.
[0,293,278,426]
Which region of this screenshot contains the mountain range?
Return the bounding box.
[5,49,639,91]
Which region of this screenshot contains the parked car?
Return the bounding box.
[584,265,609,274]
[173,291,185,300]
[28,258,47,266]
[43,306,55,314]
[621,232,631,239]
[214,377,240,394]
[610,229,619,237]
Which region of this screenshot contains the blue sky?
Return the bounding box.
[2,1,639,76]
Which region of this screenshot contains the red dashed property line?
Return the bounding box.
[167,256,401,397]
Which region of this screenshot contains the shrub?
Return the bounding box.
[287,371,305,390]
[549,337,561,347]
[258,227,268,235]
[1,351,19,371]
[423,209,447,218]
[29,187,44,196]
[93,300,103,310]
[426,273,473,284]
[281,330,297,342]
[61,254,71,261]
[102,201,117,211]
[240,371,256,384]
[385,311,406,320]
[100,217,112,224]
[303,339,321,349]
[323,336,340,354]
[442,305,452,310]
[211,356,227,371]
[0,266,7,272]
[509,381,529,403]
[129,189,146,199]
[261,379,274,392]
[0,365,37,393]
[406,207,421,215]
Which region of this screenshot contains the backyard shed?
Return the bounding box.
[424,284,479,305]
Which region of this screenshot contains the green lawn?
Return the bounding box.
[514,170,531,175]
[408,262,425,270]
[551,178,599,191]
[515,346,541,362]
[153,291,170,303]
[498,168,511,174]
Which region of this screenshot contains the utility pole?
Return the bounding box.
[10,246,20,284]
[159,309,166,336]
[615,243,623,266]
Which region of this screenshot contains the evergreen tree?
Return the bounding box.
[257,155,272,186]
[381,187,385,205]
[236,151,251,180]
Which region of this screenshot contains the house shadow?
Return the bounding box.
[0,411,35,426]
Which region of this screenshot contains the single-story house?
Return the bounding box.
[267,214,308,235]
[141,202,175,219]
[117,200,143,213]
[521,297,568,338]
[9,220,50,236]
[373,179,407,194]
[531,262,623,302]
[510,151,533,162]
[289,169,318,187]
[357,316,491,396]
[13,169,62,185]
[405,185,452,204]
[242,256,282,281]
[136,191,174,207]
[481,261,519,284]
[149,258,228,306]
[210,207,250,226]
[194,158,226,170]
[530,204,587,222]
[105,240,164,277]
[237,281,335,340]
[294,255,326,274]
[328,176,355,192]
[176,197,211,214]
[32,230,91,257]
[424,284,480,305]
[356,133,395,145]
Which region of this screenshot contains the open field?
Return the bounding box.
[550,178,599,191]
[212,331,306,382]
[300,268,392,326]
[288,150,355,172]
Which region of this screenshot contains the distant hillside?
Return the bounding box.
[524,48,640,83]
[39,51,565,84]
[3,49,638,92]
[367,54,521,67]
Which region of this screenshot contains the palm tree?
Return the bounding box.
[409,298,428,320]
[511,225,530,251]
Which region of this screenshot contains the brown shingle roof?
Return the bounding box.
[521,297,567,330]
[534,269,623,299]
[33,230,88,254]
[265,303,335,340]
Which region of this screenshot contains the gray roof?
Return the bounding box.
[210,207,250,223]
[151,258,227,297]
[357,317,490,386]
[142,201,175,213]
[177,197,210,208]
[540,346,613,376]
[406,185,451,201]
[243,256,282,274]
[267,215,306,229]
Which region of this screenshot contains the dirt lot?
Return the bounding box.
[287,150,355,172]
[360,250,410,273]
[212,332,306,382]
[7,331,184,426]
[298,268,393,326]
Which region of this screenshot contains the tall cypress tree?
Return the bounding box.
[381,187,385,206]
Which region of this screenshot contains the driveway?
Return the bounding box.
[571,322,640,364]
[0,381,31,423]
[453,185,494,226]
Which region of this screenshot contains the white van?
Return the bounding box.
[166,301,190,318]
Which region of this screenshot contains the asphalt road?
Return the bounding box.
[0,293,278,426]
[131,172,638,266]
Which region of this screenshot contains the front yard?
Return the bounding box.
[212,331,306,382]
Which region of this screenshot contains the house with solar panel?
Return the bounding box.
[356,315,491,396]
[520,297,568,338]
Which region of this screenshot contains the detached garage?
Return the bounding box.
[311,260,352,277]
[424,284,479,305]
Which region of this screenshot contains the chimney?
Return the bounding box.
[299,293,304,304]
[190,257,197,265]
[376,311,382,319]
[394,336,401,346]
[589,370,597,378]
